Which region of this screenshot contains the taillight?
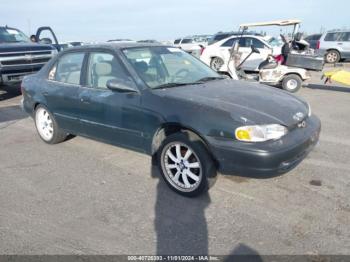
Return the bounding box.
[200,46,205,56]
[316,40,320,49]
[20,84,24,95]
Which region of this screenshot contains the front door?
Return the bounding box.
[77,51,145,151]
[36,27,60,51]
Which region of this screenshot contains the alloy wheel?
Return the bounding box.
[211,57,224,71]
[161,142,202,192]
[35,107,54,141]
[326,52,339,63]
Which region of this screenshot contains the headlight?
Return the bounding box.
[307,102,312,117]
[235,124,288,142]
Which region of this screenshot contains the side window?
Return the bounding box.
[340,32,350,42]
[221,38,237,47]
[324,32,341,41]
[238,37,248,47]
[174,39,181,44]
[87,52,130,89]
[252,38,265,49]
[55,53,84,85]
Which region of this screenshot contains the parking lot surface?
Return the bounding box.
[0,65,349,255]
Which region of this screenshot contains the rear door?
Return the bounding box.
[339,32,350,58]
[239,37,272,71]
[218,37,238,66]
[77,50,145,150]
[45,52,85,132]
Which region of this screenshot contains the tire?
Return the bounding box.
[210,57,224,71]
[325,50,340,63]
[282,74,302,93]
[157,132,217,197]
[34,105,67,144]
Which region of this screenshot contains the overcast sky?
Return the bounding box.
[1,0,348,42]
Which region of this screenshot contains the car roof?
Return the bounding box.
[61,42,166,51]
[326,29,350,33]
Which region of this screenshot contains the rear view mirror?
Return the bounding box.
[106,79,138,93]
[251,45,260,54]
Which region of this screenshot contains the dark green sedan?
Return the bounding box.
[21,43,321,197]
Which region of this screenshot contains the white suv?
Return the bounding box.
[200,35,281,72]
[318,30,350,63]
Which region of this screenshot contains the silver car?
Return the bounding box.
[318,30,350,63]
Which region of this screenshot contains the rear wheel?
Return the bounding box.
[35,105,67,144]
[325,50,340,63]
[210,57,224,71]
[282,74,302,93]
[157,132,217,197]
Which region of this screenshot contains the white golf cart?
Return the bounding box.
[225,19,311,93]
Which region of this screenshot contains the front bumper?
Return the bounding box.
[207,115,321,177]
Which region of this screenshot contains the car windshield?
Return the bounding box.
[268,37,283,47]
[0,27,30,43]
[122,46,222,89]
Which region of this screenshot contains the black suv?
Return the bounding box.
[0,26,59,87]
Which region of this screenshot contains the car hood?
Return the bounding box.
[0,42,55,53]
[154,79,309,127]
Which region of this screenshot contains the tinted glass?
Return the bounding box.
[306,34,322,41]
[174,39,181,44]
[324,32,341,41]
[55,53,84,85]
[181,39,193,44]
[0,27,30,43]
[221,38,237,47]
[339,32,350,41]
[123,46,219,89]
[86,52,130,89]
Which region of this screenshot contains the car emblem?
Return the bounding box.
[298,120,307,128]
[24,54,33,61]
[293,112,304,122]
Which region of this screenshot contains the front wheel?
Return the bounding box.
[282,74,302,93]
[157,132,217,197]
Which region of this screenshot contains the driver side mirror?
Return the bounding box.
[251,45,260,54]
[39,38,53,44]
[106,79,138,93]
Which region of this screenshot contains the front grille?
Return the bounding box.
[0,50,52,57]
[1,57,51,66]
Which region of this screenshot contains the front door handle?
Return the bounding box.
[80,96,90,104]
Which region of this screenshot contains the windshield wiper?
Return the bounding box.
[194,76,225,83]
[153,82,200,89]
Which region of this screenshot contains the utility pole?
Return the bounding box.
[27,18,31,35]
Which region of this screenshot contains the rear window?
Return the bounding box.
[324,32,341,41]
[181,39,193,44]
[305,34,322,41]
